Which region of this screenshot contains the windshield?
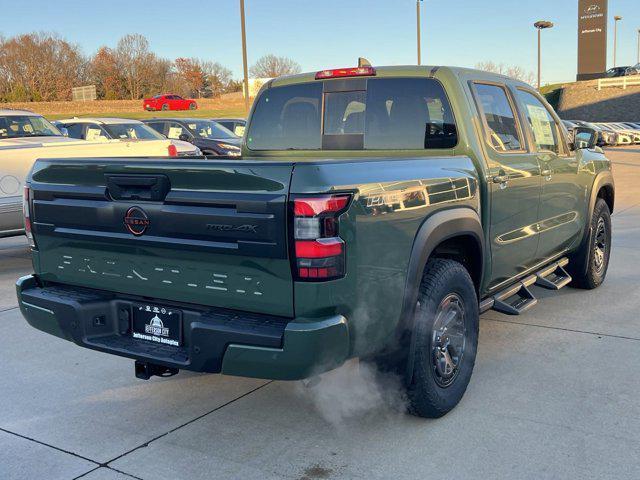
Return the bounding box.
[0,115,62,139]
[186,120,235,139]
[103,123,164,140]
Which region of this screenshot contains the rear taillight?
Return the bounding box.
[168,144,178,157]
[292,194,351,281]
[23,186,35,248]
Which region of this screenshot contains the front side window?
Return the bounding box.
[516,90,560,154]
[474,83,523,152]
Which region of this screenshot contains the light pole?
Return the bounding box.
[637,29,640,64]
[613,15,622,67]
[534,21,554,90]
[416,0,423,65]
[239,0,250,113]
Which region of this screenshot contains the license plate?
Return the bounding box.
[132,303,182,347]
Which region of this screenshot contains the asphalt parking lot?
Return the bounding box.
[1,147,639,480]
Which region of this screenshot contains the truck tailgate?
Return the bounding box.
[29,158,295,317]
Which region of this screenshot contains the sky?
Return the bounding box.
[1,0,639,85]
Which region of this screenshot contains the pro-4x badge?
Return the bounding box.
[124,207,150,236]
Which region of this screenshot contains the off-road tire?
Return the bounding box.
[570,198,611,289]
[406,258,479,418]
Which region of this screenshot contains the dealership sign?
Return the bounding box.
[577,0,608,80]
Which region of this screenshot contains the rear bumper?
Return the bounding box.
[16,275,349,380]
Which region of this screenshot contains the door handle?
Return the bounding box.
[492,174,509,184]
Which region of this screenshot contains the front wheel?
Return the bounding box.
[406,258,479,418]
[569,198,612,289]
[161,103,169,111]
[189,102,197,110]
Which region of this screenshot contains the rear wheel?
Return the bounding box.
[161,103,169,111]
[405,258,479,418]
[570,198,611,289]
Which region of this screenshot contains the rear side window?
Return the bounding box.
[64,123,85,139]
[246,78,457,151]
[474,83,523,152]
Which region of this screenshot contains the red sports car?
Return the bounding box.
[143,94,197,111]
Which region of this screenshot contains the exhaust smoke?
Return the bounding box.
[295,359,408,426]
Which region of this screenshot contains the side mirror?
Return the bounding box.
[571,127,597,150]
[59,127,69,137]
[178,133,191,142]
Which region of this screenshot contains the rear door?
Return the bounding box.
[514,88,583,261]
[29,159,296,317]
[471,82,542,290]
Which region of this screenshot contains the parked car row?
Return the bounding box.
[562,119,640,147]
[53,118,202,156]
[55,117,246,156]
[1,109,247,238]
[0,109,184,237]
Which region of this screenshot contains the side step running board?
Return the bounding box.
[480,257,571,316]
[535,258,572,290]
[492,275,538,315]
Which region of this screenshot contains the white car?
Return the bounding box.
[595,123,634,145]
[601,123,640,144]
[0,109,182,237]
[55,117,201,156]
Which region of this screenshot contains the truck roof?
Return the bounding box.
[268,65,532,89]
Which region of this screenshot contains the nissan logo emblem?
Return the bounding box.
[124,206,150,236]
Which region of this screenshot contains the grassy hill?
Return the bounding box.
[2,94,249,121]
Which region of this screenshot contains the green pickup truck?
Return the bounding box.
[17,65,614,417]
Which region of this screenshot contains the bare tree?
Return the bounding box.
[475,61,535,85]
[250,54,301,78]
[201,61,233,97]
[0,31,240,102]
[175,57,205,97]
[0,32,86,101]
[115,34,158,100]
[90,46,126,99]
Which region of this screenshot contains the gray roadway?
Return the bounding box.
[1,148,639,479]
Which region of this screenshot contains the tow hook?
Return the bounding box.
[134,361,179,380]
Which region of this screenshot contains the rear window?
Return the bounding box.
[246,78,457,151]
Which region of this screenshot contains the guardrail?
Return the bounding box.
[597,76,640,90]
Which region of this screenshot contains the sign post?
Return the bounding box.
[577,0,608,81]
